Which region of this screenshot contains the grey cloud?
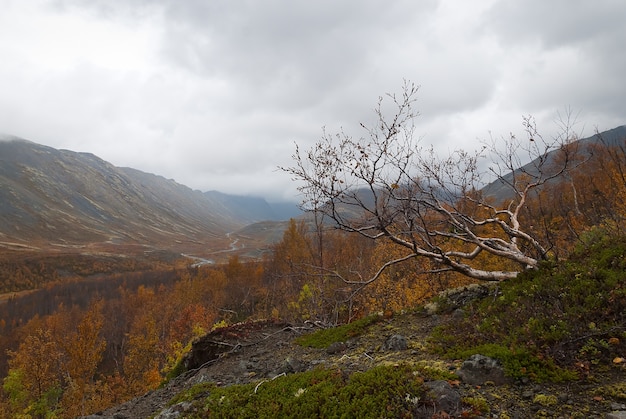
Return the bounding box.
[481,0,626,126]
[484,0,625,49]
[167,2,434,104]
[2,1,625,202]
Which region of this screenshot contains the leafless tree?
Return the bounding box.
[282,81,578,283]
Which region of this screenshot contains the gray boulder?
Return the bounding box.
[456,354,510,386]
[154,402,193,419]
[383,334,408,351]
[423,380,461,415]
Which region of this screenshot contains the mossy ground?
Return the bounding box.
[106,233,626,418]
[159,303,625,418]
[293,314,382,349]
[173,364,430,418]
[429,232,626,384]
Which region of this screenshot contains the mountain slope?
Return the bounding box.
[481,125,626,202]
[0,137,251,250]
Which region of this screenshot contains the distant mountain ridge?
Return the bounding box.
[203,191,299,222]
[0,136,299,251]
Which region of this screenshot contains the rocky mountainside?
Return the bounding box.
[0,136,296,252]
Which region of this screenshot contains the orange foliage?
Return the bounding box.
[4,328,63,415]
[123,314,162,394]
[4,136,626,417]
[58,300,109,417]
[520,138,626,255]
[2,300,109,418]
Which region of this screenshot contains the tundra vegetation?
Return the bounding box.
[2,84,626,417]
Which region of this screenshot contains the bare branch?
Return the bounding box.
[281,82,578,283]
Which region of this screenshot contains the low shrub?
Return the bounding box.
[294,314,382,349]
[178,364,426,418]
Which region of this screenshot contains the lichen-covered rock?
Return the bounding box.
[456,354,510,386]
[326,341,347,354]
[424,283,495,314]
[423,380,461,415]
[154,401,193,419]
[280,355,307,374]
[383,334,408,351]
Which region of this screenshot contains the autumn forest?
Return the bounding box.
[2,128,626,417]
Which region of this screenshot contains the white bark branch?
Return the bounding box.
[281,82,577,283]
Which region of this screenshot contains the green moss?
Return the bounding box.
[533,394,558,407]
[412,361,458,381]
[162,357,187,385]
[168,382,215,405]
[441,343,577,383]
[462,396,490,415]
[294,314,382,349]
[595,382,626,400]
[429,232,626,382]
[175,364,426,418]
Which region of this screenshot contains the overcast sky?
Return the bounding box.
[1,1,625,202]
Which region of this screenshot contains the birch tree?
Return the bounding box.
[282,81,577,284]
